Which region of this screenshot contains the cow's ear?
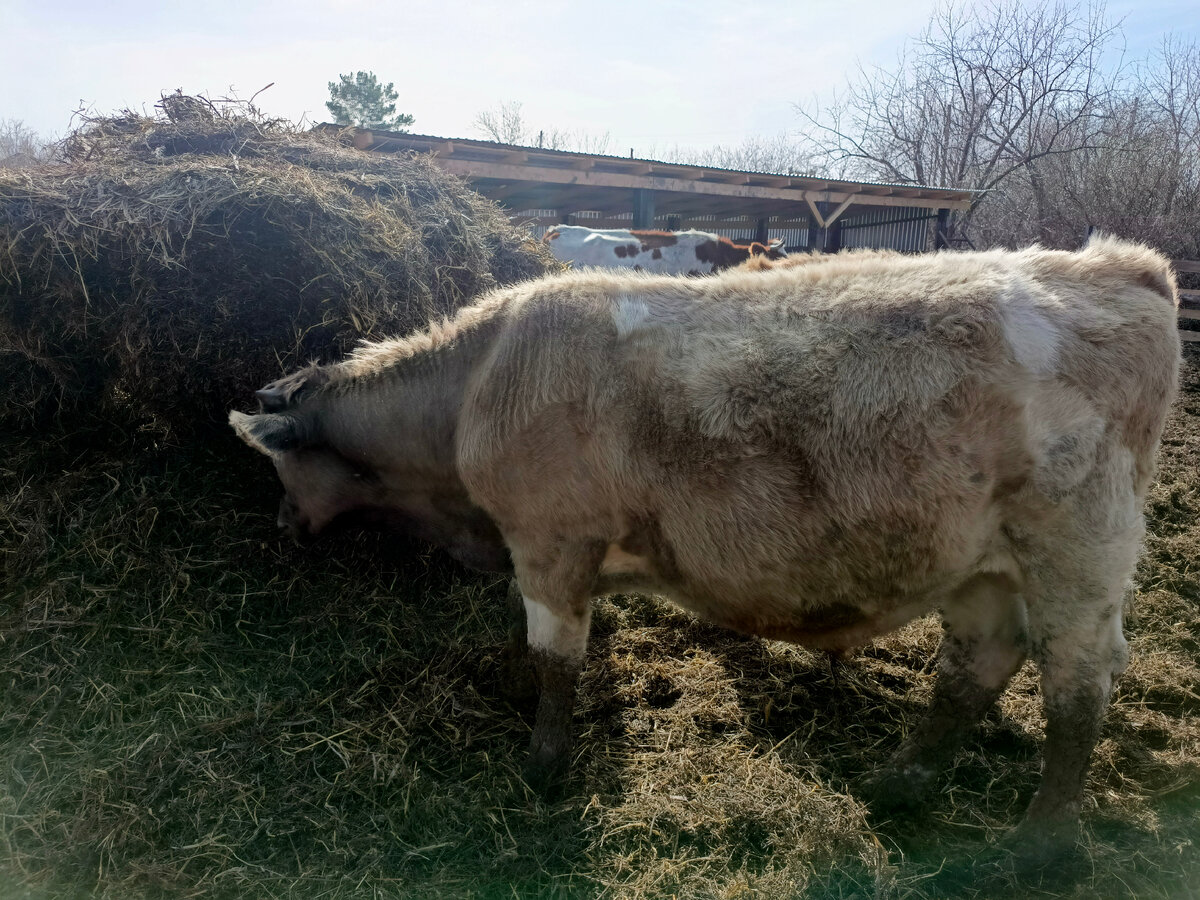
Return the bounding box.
[229,410,313,455]
[255,366,330,412]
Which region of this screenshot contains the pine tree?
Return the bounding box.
[325,71,415,131]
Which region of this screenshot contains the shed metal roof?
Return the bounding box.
[325,126,979,225]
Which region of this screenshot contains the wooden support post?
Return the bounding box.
[755,217,770,244]
[828,216,843,253]
[667,214,682,231]
[934,208,950,250]
[633,189,656,229]
[807,202,828,252]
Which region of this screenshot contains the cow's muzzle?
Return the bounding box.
[276,496,316,546]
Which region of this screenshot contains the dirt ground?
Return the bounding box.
[1,348,1197,899]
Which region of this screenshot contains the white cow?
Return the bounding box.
[544,225,786,275]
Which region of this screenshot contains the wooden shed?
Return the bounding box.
[332,127,981,253]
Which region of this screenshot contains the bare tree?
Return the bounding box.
[644,133,819,175]
[0,119,50,168]
[473,100,529,144]
[472,100,612,154]
[796,0,1119,244]
[971,34,1200,254]
[547,128,612,155]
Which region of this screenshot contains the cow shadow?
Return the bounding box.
[252,563,1195,897]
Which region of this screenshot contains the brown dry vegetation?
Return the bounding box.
[2,104,1198,899]
[2,362,1197,900]
[2,361,1196,900]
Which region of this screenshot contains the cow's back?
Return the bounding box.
[459,241,1179,636]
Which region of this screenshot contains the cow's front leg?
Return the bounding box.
[522,593,591,790]
[867,575,1027,812]
[512,542,602,792]
[498,577,537,705]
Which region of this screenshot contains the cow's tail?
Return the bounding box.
[1080,233,1179,307]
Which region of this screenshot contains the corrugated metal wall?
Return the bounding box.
[838,210,934,252]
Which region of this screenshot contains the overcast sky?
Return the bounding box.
[3,0,1198,156]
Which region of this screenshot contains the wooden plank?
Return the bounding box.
[822,196,857,229]
[1177,308,1200,320]
[1180,331,1200,342]
[436,158,960,210]
[340,127,982,205]
[1172,259,1200,274]
[433,157,977,210]
[805,196,827,227]
[1179,289,1200,304]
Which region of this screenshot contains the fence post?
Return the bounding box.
[633,190,656,229]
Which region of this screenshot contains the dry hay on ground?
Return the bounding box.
[0,92,558,435]
[1,325,1197,895]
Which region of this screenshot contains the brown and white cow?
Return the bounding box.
[544,225,786,275]
[230,236,1180,862]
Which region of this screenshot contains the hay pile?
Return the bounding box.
[0,93,558,433]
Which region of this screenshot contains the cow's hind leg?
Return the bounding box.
[1009,568,1131,862]
[867,574,1027,813]
[1003,450,1143,864]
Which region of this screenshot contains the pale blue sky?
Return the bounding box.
[3,0,1197,154]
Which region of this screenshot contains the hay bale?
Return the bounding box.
[0,93,559,434]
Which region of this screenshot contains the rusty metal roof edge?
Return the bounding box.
[314,124,984,201]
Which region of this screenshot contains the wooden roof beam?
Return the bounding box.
[483,183,533,203]
[437,158,973,212]
[705,172,752,185]
[805,195,857,229]
[561,190,626,214]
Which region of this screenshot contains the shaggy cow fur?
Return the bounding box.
[231,236,1180,863]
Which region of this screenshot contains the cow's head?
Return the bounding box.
[230,367,513,572]
[230,366,378,541]
[751,239,788,261]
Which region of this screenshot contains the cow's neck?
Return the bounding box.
[320,320,498,479]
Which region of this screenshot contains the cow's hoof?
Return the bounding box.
[1000,817,1082,871]
[859,762,937,817]
[521,744,570,797]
